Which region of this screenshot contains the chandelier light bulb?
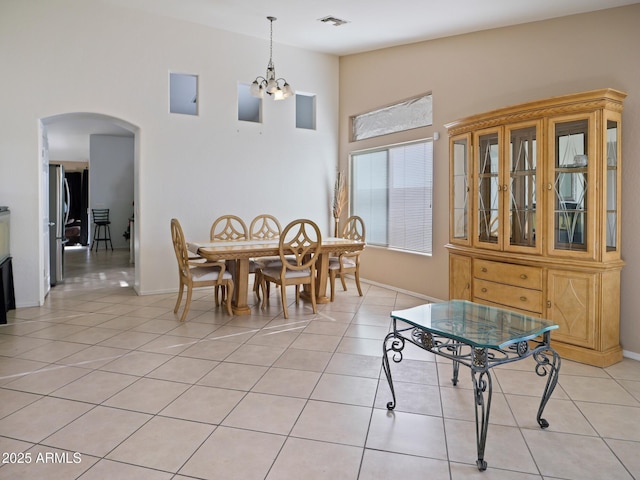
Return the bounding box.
[282,82,294,98]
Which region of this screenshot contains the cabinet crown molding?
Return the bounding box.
[445,88,626,137]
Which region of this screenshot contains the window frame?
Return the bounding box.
[349,137,434,255]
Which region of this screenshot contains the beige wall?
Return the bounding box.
[339,5,640,357]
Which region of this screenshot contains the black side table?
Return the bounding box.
[383,301,561,471]
[0,256,16,324]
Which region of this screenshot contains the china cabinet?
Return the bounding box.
[445,89,625,367]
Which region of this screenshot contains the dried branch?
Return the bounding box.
[333,171,347,219]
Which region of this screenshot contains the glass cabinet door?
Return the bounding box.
[604,112,622,260]
[548,115,595,257]
[450,134,470,245]
[505,122,540,253]
[475,129,501,249]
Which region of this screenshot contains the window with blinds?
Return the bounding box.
[351,139,433,254]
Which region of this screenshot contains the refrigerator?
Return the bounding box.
[49,164,69,285]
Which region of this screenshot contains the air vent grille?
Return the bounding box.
[318,16,349,27]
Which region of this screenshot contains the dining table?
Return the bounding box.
[187,237,365,315]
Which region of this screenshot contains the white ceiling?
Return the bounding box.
[47,0,638,160]
[101,0,638,56]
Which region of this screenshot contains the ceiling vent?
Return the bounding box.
[318,16,349,27]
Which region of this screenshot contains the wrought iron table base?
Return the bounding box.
[382,320,561,471]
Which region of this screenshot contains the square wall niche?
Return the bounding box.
[238,83,261,123]
[170,73,198,115]
[296,93,316,130]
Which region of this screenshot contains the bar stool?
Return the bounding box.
[91,208,113,251]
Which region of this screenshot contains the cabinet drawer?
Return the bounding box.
[474,259,542,290]
[473,279,543,313]
[474,298,542,318]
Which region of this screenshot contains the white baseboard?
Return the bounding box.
[622,349,640,362]
[358,276,445,304]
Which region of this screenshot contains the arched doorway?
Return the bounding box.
[41,112,139,297]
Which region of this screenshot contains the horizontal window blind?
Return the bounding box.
[351,139,433,254]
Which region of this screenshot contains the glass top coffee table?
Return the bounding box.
[382,300,561,471]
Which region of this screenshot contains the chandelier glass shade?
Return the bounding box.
[250,16,294,101]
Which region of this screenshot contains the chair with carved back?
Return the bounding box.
[329,215,366,301]
[249,214,282,299]
[171,218,234,320]
[210,215,251,305]
[210,215,249,242]
[259,219,321,319]
[249,214,282,242]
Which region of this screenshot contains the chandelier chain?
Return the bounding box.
[269,18,273,67]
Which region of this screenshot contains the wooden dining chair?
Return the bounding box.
[209,215,249,304]
[210,215,249,241]
[329,215,366,301]
[259,219,322,319]
[249,214,282,241]
[171,218,234,320]
[249,214,282,299]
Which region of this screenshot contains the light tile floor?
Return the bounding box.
[1,247,639,479]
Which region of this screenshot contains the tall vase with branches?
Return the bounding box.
[332,171,347,237]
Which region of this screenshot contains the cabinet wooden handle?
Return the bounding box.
[548,183,553,190]
[481,288,487,293]
[547,300,552,308]
[520,274,528,279]
[520,296,527,302]
[466,283,470,289]
[503,184,508,191]
[481,267,487,272]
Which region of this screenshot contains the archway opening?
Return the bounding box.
[41,112,139,298]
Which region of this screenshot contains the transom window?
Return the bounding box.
[351,94,432,141]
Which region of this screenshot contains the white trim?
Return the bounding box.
[358,276,445,304]
[622,349,640,362]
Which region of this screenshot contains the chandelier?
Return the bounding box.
[250,16,294,101]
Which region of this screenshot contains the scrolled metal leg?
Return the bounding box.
[450,343,462,386]
[382,331,405,410]
[471,364,492,471]
[533,344,561,429]
[452,360,460,386]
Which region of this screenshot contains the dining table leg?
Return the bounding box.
[299,252,331,304]
[314,252,331,304]
[229,258,251,315]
